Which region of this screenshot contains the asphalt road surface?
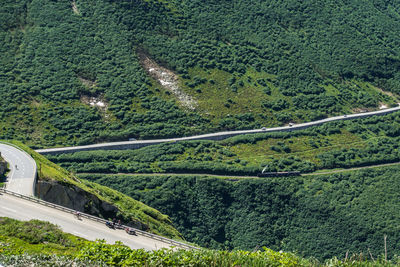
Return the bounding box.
[36,105,400,155]
[0,143,36,196]
[0,192,172,250]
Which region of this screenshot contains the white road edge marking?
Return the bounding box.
[1,206,17,213]
[73,231,90,239]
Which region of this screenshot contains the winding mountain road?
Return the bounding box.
[2,106,399,251]
[0,143,36,196]
[36,105,400,155]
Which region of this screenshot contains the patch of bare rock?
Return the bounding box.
[138,51,197,110]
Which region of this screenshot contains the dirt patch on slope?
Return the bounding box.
[80,95,111,121]
[71,0,80,15]
[81,95,107,111]
[138,51,197,110]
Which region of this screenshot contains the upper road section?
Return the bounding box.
[0,143,36,196]
[36,105,400,155]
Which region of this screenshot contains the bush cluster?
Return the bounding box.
[0,0,398,146]
[81,165,400,261]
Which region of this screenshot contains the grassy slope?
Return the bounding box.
[0,0,399,147]
[0,217,303,266]
[49,111,400,176]
[3,140,181,239]
[1,217,397,266]
[0,217,87,256]
[79,165,400,261]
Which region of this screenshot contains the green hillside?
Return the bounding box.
[1,0,399,147]
[47,112,400,259]
[49,111,400,176]
[0,217,397,266]
[80,165,400,261]
[2,0,400,263]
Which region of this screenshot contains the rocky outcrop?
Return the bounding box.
[0,153,7,176]
[138,50,197,110]
[35,180,148,230]
[0,161,6,176]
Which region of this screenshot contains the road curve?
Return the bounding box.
[36,105,400,155]
[0,192,172,250]
[0,143,36,196]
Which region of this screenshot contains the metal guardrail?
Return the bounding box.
[0,188,199,250]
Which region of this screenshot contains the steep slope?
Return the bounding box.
[0,0,399,147]
[0,217,310,266]
[3,217,397,266]
[49,111,400,176]
[81,165,400,260]
[4,141,182,239]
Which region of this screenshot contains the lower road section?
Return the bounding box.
[0,143,36,196]
[0,192,171,250]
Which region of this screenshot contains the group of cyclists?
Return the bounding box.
[73,211,136,234]
[106,218,123,229]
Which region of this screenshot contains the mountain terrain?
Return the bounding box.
[1,0,400,264]
[1,0,399,147]
[3,217,393,267]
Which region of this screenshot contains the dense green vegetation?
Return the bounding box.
[1,217,398,266]
[49,112,400,175]
[4,140,181,239]
[0,0,206,147]
[1,0,399,147]
[0,217,87,256]
[80,165,400,260]
[2,0,400,264]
